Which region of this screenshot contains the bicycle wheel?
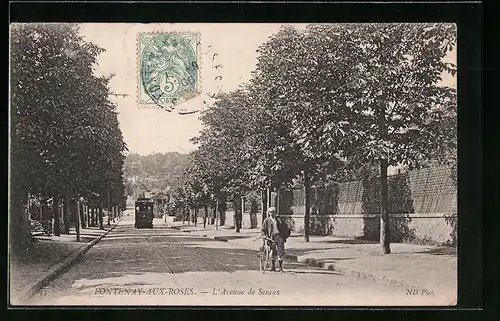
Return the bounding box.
[262,247,270,274]
[259,246,267,273]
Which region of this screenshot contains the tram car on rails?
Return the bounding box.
[135,198,154,228]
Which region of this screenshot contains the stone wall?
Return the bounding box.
[203,166,456,245]
[275,165,457,245]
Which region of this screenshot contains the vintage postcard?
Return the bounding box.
[9,22,457,307]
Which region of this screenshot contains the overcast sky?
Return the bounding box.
[79,23,456,156]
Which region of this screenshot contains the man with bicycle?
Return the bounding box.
[261,207,290,272]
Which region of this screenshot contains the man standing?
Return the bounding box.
[262,207,289,272]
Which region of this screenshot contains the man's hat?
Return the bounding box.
[267,207,276,213]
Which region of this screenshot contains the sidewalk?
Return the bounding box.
[9,217,121,305]
[172,222,457,297]
[169,220,236,234]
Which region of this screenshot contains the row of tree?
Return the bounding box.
[171,23,457,254]
[10,24,127,253]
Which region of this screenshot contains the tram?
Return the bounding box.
[135,198,154,228]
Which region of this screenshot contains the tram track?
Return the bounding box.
[144,237,181,287]
[186,246,234,273]
[144,234,235,288]
[152,240,235,273]
[144,229,307,294]
[143,226,307,279]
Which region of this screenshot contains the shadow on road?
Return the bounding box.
[414,247,457,256]
[212,235,250,241]
[320,239,378,245]
[286,247,349,257]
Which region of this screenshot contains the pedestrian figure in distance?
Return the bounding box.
[262,207,290,272]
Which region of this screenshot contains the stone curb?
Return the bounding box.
[213,236,228,242]
[168,226,191,233]
[17,217,123,304]
[204,234,259,243]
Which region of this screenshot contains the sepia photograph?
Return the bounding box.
[9,22,458,307]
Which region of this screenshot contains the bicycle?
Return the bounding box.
[258,236,275,274]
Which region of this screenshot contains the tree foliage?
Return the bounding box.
[10,23,127,249]
[176,23,456,248]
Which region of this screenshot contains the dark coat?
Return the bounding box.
[276,218,291,242]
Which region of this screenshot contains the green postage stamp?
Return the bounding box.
[138,32,200,109]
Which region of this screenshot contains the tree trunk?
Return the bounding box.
[82,204,86,227]
[194,208,198,226]
[304,171,311,243]
[63,195,71,234]
[261,189,268,224]
[212,207,216,225]
[234,198,241,233]
[76,199,81,242]
[380,159,391,254]
[203,205,208,228]
[240,197,245,230]
[27,194,31,222]
[53,196,61,236]
[10,191,32,253]
[218,196,226,226]
[276,189,280,216]
[107,191,111,226]
[80,202,87,229]
[378,105,391,254]
[215,198,219,230]
[48,199,54,235]
[99,201,104,230]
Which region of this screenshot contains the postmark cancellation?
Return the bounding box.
[137,32,201,110]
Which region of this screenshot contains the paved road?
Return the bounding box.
[29,210,436,306]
